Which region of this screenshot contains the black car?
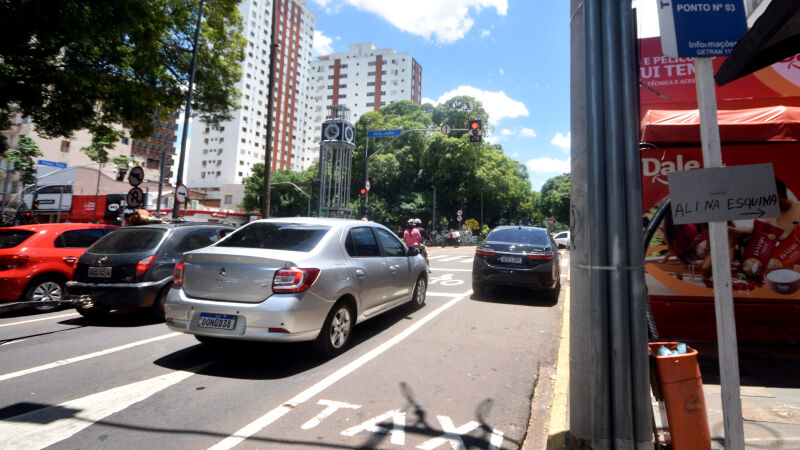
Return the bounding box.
[472,226,561,300]
[66,223,233,320]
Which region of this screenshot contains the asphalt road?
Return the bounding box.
[0,246,569,450]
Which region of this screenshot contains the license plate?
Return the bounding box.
[198,313,236,330]
[88,266,112,278]
[500,256,522,264]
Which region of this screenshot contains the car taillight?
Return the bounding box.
[475,249,496,256]
[528,251,555,261]
[173,259,185,287]
[135,255,157,279]
[272,267,320,293]
[0,254,29,270]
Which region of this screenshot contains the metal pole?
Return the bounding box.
[93,165,101,223]
[172,0,204,219]
[432,185,436,235]
[0,159,11,217]
[262,0,280,218]
[56,186,63,223]
[364,136,369,214]
[480,191,483,235]
[157,149,166,215]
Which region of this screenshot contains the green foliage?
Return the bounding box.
[112,156,138,168]
[80,126,122,165]
[240,163,317,216]
[0,0,245,154]
[540,174,571,225]
[5,137,43,185]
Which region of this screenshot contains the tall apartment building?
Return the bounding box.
[307,43,423,149]
[186,0,316,205]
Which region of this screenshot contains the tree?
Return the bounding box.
[0,0,245,154]
[540,174,571,225]
[431,96,491,138]
[5,137,42,185]
[240,163,317,216]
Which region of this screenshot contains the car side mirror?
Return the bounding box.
[407,247,420,257]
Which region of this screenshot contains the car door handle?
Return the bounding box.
[355,269,365,279]
[63,257,78,264]
[389,265,398,273]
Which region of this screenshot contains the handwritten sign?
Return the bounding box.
[667,163,780,224]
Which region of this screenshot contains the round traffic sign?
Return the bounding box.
[128,166,144,186]
[457,210,462,215]
[365,180,371,192]
[175,183,189,204]
[441,124,452,135]
[126,187,144,208]
[108,203,120,212]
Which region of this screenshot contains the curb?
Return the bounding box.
[547,284,570,450]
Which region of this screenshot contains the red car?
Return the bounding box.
[0,223,118,308]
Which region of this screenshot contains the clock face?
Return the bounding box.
[324,123,340,140]
[344,125,355,143]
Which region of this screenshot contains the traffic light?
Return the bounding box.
[468,119,482,143]
[359,188,367,217]
[32,200,40,210]
[116,167,127,181]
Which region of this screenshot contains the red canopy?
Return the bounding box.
[640,105,800,145]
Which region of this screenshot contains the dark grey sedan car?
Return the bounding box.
[165,218,429,357]
[472,226,561,300]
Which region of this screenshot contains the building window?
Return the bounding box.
[121,137,130,145]
[224,195,233,204]
[60,140,70,152]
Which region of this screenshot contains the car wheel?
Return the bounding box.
[441,241,447,248]
[410,275,427,310]
[151,283,173,321]
[25,278,65,311]
[76,305,110,321]
[547,280,561,303]
[472,281,487,295]
[314,302,354,358]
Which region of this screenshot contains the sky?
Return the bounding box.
[176,1,663,190]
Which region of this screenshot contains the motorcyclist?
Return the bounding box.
[414,218,431,271]
[403,219,431,273]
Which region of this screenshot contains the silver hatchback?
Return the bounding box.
[164,218,428,357]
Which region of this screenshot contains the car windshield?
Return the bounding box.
[87,228,167,254]
[0,230,35,249]
[216,222,330,252]
[487,228,550,246]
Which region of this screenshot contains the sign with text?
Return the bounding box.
[667,163,780,224]
[658,0,747,58]
[37,159,67,169]
[367,129,401,138]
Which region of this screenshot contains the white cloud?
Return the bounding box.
[550,132,571,152]
[311,0,508,44]
[526,157,571,174]
[421,97,437,105]
[429,85,528,122]
[501,128,514,136]
[480,29,491,38]
[520,127,536,138]
[498,68,504,75]
[511,152,519,157]
[633,0,659,38]
[313,30,334,56]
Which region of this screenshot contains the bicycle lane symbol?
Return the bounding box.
[428,273,464,286]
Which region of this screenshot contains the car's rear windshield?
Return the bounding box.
[216,222,330,252]
[0,230,35,249]
[487,228,550,246]
[87,228,167,254]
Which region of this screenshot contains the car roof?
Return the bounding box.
[124,222,235,230]
[249,217,371,227]
[0,223,116,232]
[490,226,548,232]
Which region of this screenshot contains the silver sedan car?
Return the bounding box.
[164,218,428,357]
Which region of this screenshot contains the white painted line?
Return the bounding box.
[489,429,505,450]
[0,332,182,382]
[0,312,79,328]
[209,289,474,450]
[438,256,467,262]
[301,400,361,430]
[417,415,479,450]
[0,369,196,449]
[429,268,472,272]
[426,292,460,297]
[341,409,406,445]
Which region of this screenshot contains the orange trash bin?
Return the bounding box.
[649,342,710,450]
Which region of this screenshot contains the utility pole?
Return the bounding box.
[261,0,280,218]
[172,0,204,219]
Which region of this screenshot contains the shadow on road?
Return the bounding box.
[470,285,560,307]
[59,309,163,328]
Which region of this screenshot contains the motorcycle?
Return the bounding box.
[440,232,462,248]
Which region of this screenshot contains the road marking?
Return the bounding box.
[489,429,505,450]
[0,332,181,382]
[0,313,79,328]
[0,369,196,449]
[209,289,473,450]
[429,268,472,272]
[341,409,406,445]
[301,400,361,430]
[426,292,460,297]
[416,415,480,450]
[438,256,468,262]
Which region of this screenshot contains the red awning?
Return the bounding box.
[640,105,800,145]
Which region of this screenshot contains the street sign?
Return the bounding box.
[128,166,144,186]
[441,124,452,135]
[37,160,67,169]
[667,163,780,225]
[367,129,402,138]
[457,210,462,216]
[126,187,144,209]
[108,203,120,212]
[175,183,189,204]
[365,180,371,192]
[657,0,747,58]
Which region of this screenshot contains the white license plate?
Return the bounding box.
[88,266,112,278]
[198,313,236,330]
[500,256,522,264]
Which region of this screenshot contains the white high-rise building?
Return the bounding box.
[186,0,316,206]
[307,43,423,155]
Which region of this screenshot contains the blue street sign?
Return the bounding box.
[658,0,747,58]
[38,159,68,169]
[367,129,402,138]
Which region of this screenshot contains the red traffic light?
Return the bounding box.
[470,121,479,130]
[360,188,366,195]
